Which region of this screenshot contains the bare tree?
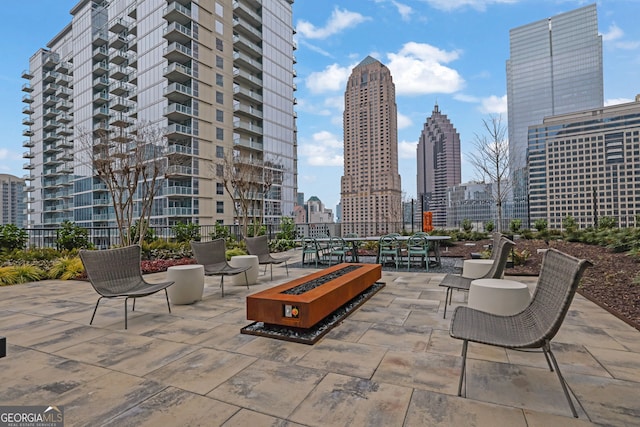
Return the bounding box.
[467,115,512,232]
[80,121,167,246]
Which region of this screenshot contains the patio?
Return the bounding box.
[1,249,639,426]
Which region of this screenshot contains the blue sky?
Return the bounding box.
[1,1,639,212]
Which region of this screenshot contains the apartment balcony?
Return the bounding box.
[23,140,35,148]
[43,156,63,166]
[43,70,58,83]
[109,17,132,34]
[163,62,193,83]
[110,64,133,80]
[24,207,35,215]
[56,61,72,74]
[22,106,34,115]
[59,152,73,162]
[233,51,262,73]
[42,52,60,68]
[22,129,34,137]
[43,131,59,142]
[163,42,193,63]
[164,82,193,103]
[93,92,110,105]
[109,33,131,50]
[56,73,72,86]
[109,48,133,65]
[167,123,193,137]
[167,143,193,157]
[164,207,193,216]
[24,196,35,204]
[109,81,133,96]
[233,67,263,89]
[233,136,263,152]
[56,126,72,137]
[163,2,192,26]
[57,100,72,111]
[233,33,262,56]
[22,117,34,126]
[92,213,110,221]
[164,102,193,121]
[23,163,35,170]
[21,83,33,93]
[93,183,108,191]
[233,101,263,120]
[110,96,134,111]
[93,75,110,90]
[58,113,72,123]
[163,21,195,44]
[111,114,134,127]
[127,2,137,18]
[233,85,263,103]
[22,95,33,104]
[93,121,111,133]
[22,151,34,159]
[57,86,72,99]
[57,139,73,149]
[165,186,193,196]
[21,69,33,79]
[93,61,109,76]
[43,120,58,131]
[92,30,108,46]
[166,165,193,176]
[233,0,262,27]
[233,16,262,42]
[43,83,58,96]
[93,45,109,61]
[93,198,110,206]
[43,142,60,154]
[234,118,263,137]
[24,176,35,183]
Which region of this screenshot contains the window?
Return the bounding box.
[216,182,224,195]
[216,73,223,87]
[216,128,224,141]
[216,55,223,69]
[216,201,224,214]
[216,164,223,177]
[216,91,223,104]
[216,145,224,158]
[216,36,223,50]
[216,109,223,122]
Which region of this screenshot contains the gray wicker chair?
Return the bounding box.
[449,248,591,418]
[440,236,515,318]
[79,245,174,329]
[191,239,249,297]
[245,235,290,280]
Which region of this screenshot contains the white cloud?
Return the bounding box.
[299,131,344,166]
[386,42,465,95]
[397,112,413,129]
[392,1,414,21]
[398,140,418,159]
[453,93,480,103]
[297,7,370,40]
[420,0,518,12]
[605,97,634,107]
[479,94,507,114]
[305,63,353,94]
[601,23,623,42]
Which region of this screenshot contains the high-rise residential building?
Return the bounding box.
[417,103,461,228]
[21,0,296,241]
[445,182,495,230]
[340,56,402,236]
[506,3,603,223]
[0,174,26,227]
[528,96,640,229]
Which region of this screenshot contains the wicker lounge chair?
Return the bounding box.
[440,236,515,318]
[449,248,591,418]
[79,245,174,329]
[191,239,249,297]
[245,235,290,280]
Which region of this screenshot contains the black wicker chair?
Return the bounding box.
[440,236,515,318]
[245,235,290,280]
[449,248,591,418]
[79,245,174,329]
[191,239,249,297]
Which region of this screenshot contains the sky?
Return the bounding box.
[1,0,639,212]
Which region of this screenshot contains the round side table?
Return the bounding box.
[167,264,204,305]
[468,278,530,316]
[462,259,494,279]
[229,255,259,285]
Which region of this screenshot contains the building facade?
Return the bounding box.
[417,103,461,228]
[0,174,26,227]
[445,182,496,230]
[20,0,296,239]
[340,56,402,237]
[528,96,640,229]
[506,3,603,222]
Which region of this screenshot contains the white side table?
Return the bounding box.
[229,255,259,285]
[468,278,530,316]
[462,259,494,279]
[167,264,204,305]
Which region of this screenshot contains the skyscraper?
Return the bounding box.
[417,103,461,228]
[21,0,296,239]
[341,56,402,236]
[506,3,603,222]
[0,174,26,227]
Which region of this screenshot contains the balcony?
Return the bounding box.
[164,102,193,121]
[233,136,263,152]
[234,118,263,137]
[93,61,109,75]
[109,33,130,50]
[42,52,60,68]
[163,42,193,62]
[163,62,193,82]
[164,82,193,102]
[167,123,193,136]
[23,163,35,170]
[24,176,35,183]
[110,64,133,80]
[167,143,193,156]
[93,198,110,206]
[56,61,72,74]
[22,117,34,126]
[56,73,72,86]
[92,30,108,46]
[57,139,73,149]
[163,21,195,44]
[94,75,110,90]
[22,129,34,137]
[21,83,33,93]
[93,45,109,61]
[233,33,262,56]
[233,0,262,27]
[233,85,263,103]
[163,2,192,25]
[22,151,34,159]
[21,69,33,79]
[58,113,72,123]
[110,48,132,65]
[109,81,133,96]
[56,126,72,137]
[164,207,193,216]
[233,101,263,120]
[22,106,34,115]
[109,17,132,34]
[57,100,72,111]
[43,120,58,131]
[165,186,193,196]
[23,140,35,148]
[111,114,134,127]
[233,16,262,42]
[166,165,193,176]
[110,96,134,111]
[43,70,58,83]
[43,83,59,96]
[43,131,59,142]
[22,95,33,104]
[57,86,72,98]
[233,51,262,73]
[93,92,110,105]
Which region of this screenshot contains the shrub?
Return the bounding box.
[509,219,522,234]
[130,219,157,244]
[511,248,531,266]
[269,238,296,252]
[57,221,92,251]
[533,219,547,232]
[563,215,578,234]
[210,223,230,241]
[48,257,85,280]
[226,247,247,261]
[598,216,617,229]
[0,224,28,252]
[172,222,201,243]
[247,224,266,237]
[0,264,45,285]
[484,220,495,233]
[276,217,297,240]
[461,218,473,232]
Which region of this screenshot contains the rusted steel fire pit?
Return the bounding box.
[241,263,383,344]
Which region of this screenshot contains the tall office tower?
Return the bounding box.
[506,3,603,223]
[341,56,402,236]
[0,174,26,227]
[20,0,296,242]
[417,103,461,228]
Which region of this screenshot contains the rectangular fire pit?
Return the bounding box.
[246,263,382,329]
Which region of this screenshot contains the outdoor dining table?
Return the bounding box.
[310,235,451,266]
